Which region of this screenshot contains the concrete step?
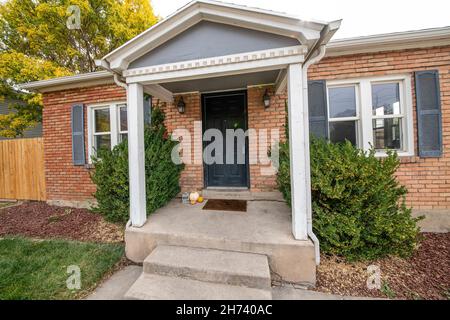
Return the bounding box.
[125,274,272,300]
[144,246,271,289]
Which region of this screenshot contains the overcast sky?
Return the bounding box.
[152,0,450,39]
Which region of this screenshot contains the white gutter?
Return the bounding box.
[95,59,127,89]
[19,71,112,91]
[302,44,327,266]
[300,19,340,266]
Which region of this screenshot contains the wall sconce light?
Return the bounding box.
[263,89,271,109]
[177,96,186,114]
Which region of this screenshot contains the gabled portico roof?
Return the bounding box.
[100,0,341,72]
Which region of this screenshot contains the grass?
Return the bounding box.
[0,202,13,209]
[0,237,124,300]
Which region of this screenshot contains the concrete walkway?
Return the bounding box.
[413,209,450,233]
[86,266,142,300]
[86,266,378,300]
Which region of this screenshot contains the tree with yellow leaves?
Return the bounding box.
[0,0,159,137]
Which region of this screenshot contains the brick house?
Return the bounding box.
[20,1,449,290]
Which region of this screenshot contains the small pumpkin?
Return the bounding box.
[197,196,204,203]
[189,192,200,202]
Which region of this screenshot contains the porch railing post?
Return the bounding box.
[287,63,309,240]
[127,83,147,227]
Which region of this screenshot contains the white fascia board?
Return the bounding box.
[103,0,325,72]
[19,71,114,92]
[126,54,304,86]
[327,26,450,57]
[195,0,327,25]
[123,45,306,77]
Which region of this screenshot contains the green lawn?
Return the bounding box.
[0,237,124,300]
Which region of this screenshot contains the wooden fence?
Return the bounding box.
[0,138,46,201]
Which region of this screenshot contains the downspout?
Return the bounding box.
[95,59,127,89]
[302,44,327,265]
[114,73,127,90]
[95,59,129,226]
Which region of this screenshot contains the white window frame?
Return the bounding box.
[327,83,361,147]
[87,101,127,162]
[118,103,128,143]
[326,75,414,157]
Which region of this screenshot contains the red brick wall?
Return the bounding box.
[158,93,204,192]
[247,86,287,191]
[157,88,286,192]
[308,45,450,210]
[42,84,126,201]
[41,45,450,209]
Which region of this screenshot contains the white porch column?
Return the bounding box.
[287,63,309,240]
[127,83,147,227]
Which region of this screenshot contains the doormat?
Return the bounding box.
[202,199,247,212]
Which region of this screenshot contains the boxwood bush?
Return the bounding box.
[91,107,183,224]
[278,137,422,261]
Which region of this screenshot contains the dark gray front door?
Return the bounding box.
[202,91,249,188]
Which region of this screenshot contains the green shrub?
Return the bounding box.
[278,137,422,261]
[91,107,183,224]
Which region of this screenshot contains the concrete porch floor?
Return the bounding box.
[125,199,316,285]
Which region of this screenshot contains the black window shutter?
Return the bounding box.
[71,104,86,165]
[308,80,328,139]
[415,70,443,158]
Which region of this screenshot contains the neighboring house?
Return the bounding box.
[0,97,42,140]
[20,0,450,289]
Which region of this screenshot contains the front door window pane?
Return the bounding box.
[372,83,401,116]
[330,121,357,145]
[373,118,402,150]
[329,86,357,118]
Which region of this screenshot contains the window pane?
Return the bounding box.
[94,109,110,133]
[329,86,357,118]
[330,121,357,145]
[373,118,402,150]
[94,134,111,151]
[120,133,128,142]
[119,105,127,131]
[372,83,401,116]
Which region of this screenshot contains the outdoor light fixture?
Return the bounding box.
[177,96,186,114]
[263,89,271,109]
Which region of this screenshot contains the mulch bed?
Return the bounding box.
[316,233,450,300]
[0,202,123,243]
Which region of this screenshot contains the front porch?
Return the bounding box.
[96,1,341,295]
[125,196,316,285]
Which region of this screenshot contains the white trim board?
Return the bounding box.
[123,45,306,77]
[126,53,305,85]
[327,26,450,57]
